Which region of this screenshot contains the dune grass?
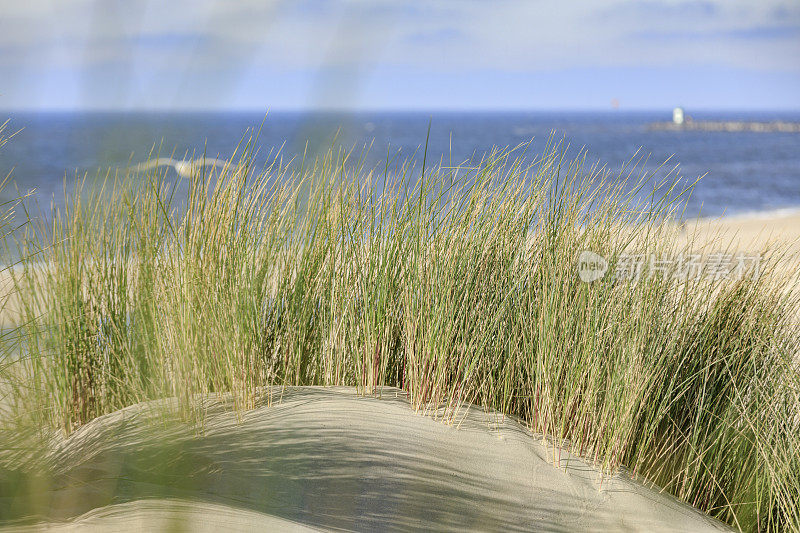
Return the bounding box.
[2,133,799,531]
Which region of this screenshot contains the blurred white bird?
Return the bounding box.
[131,157,227,177]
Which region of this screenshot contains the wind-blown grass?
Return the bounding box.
[3,135,800,531]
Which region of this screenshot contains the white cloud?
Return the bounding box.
[1,0,798,71]
[0,0,797,109]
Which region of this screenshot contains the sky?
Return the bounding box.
[1,0,799,111]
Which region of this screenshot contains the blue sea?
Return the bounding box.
[1,110,799,219]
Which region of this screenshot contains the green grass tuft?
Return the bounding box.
[3,135,799,531]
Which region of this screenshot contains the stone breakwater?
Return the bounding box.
[649,120,800,133]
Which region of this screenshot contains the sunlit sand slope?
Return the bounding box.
[1,387,729,532]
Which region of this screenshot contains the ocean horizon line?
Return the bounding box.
[3,108,800,116]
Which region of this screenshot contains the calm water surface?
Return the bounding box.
[1,110,799,219]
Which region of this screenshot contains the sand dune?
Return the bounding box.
[679,210,800,257]
[3,500,318,532]
[2,212,796,531]
[1,387,729,532]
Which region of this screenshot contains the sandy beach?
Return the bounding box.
[0,387,730,532]
[680,209,800,257]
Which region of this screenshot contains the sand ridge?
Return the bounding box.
[2,387,730,532]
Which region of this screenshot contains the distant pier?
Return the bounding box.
[649,120,800,133]
[650,107,800,133]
